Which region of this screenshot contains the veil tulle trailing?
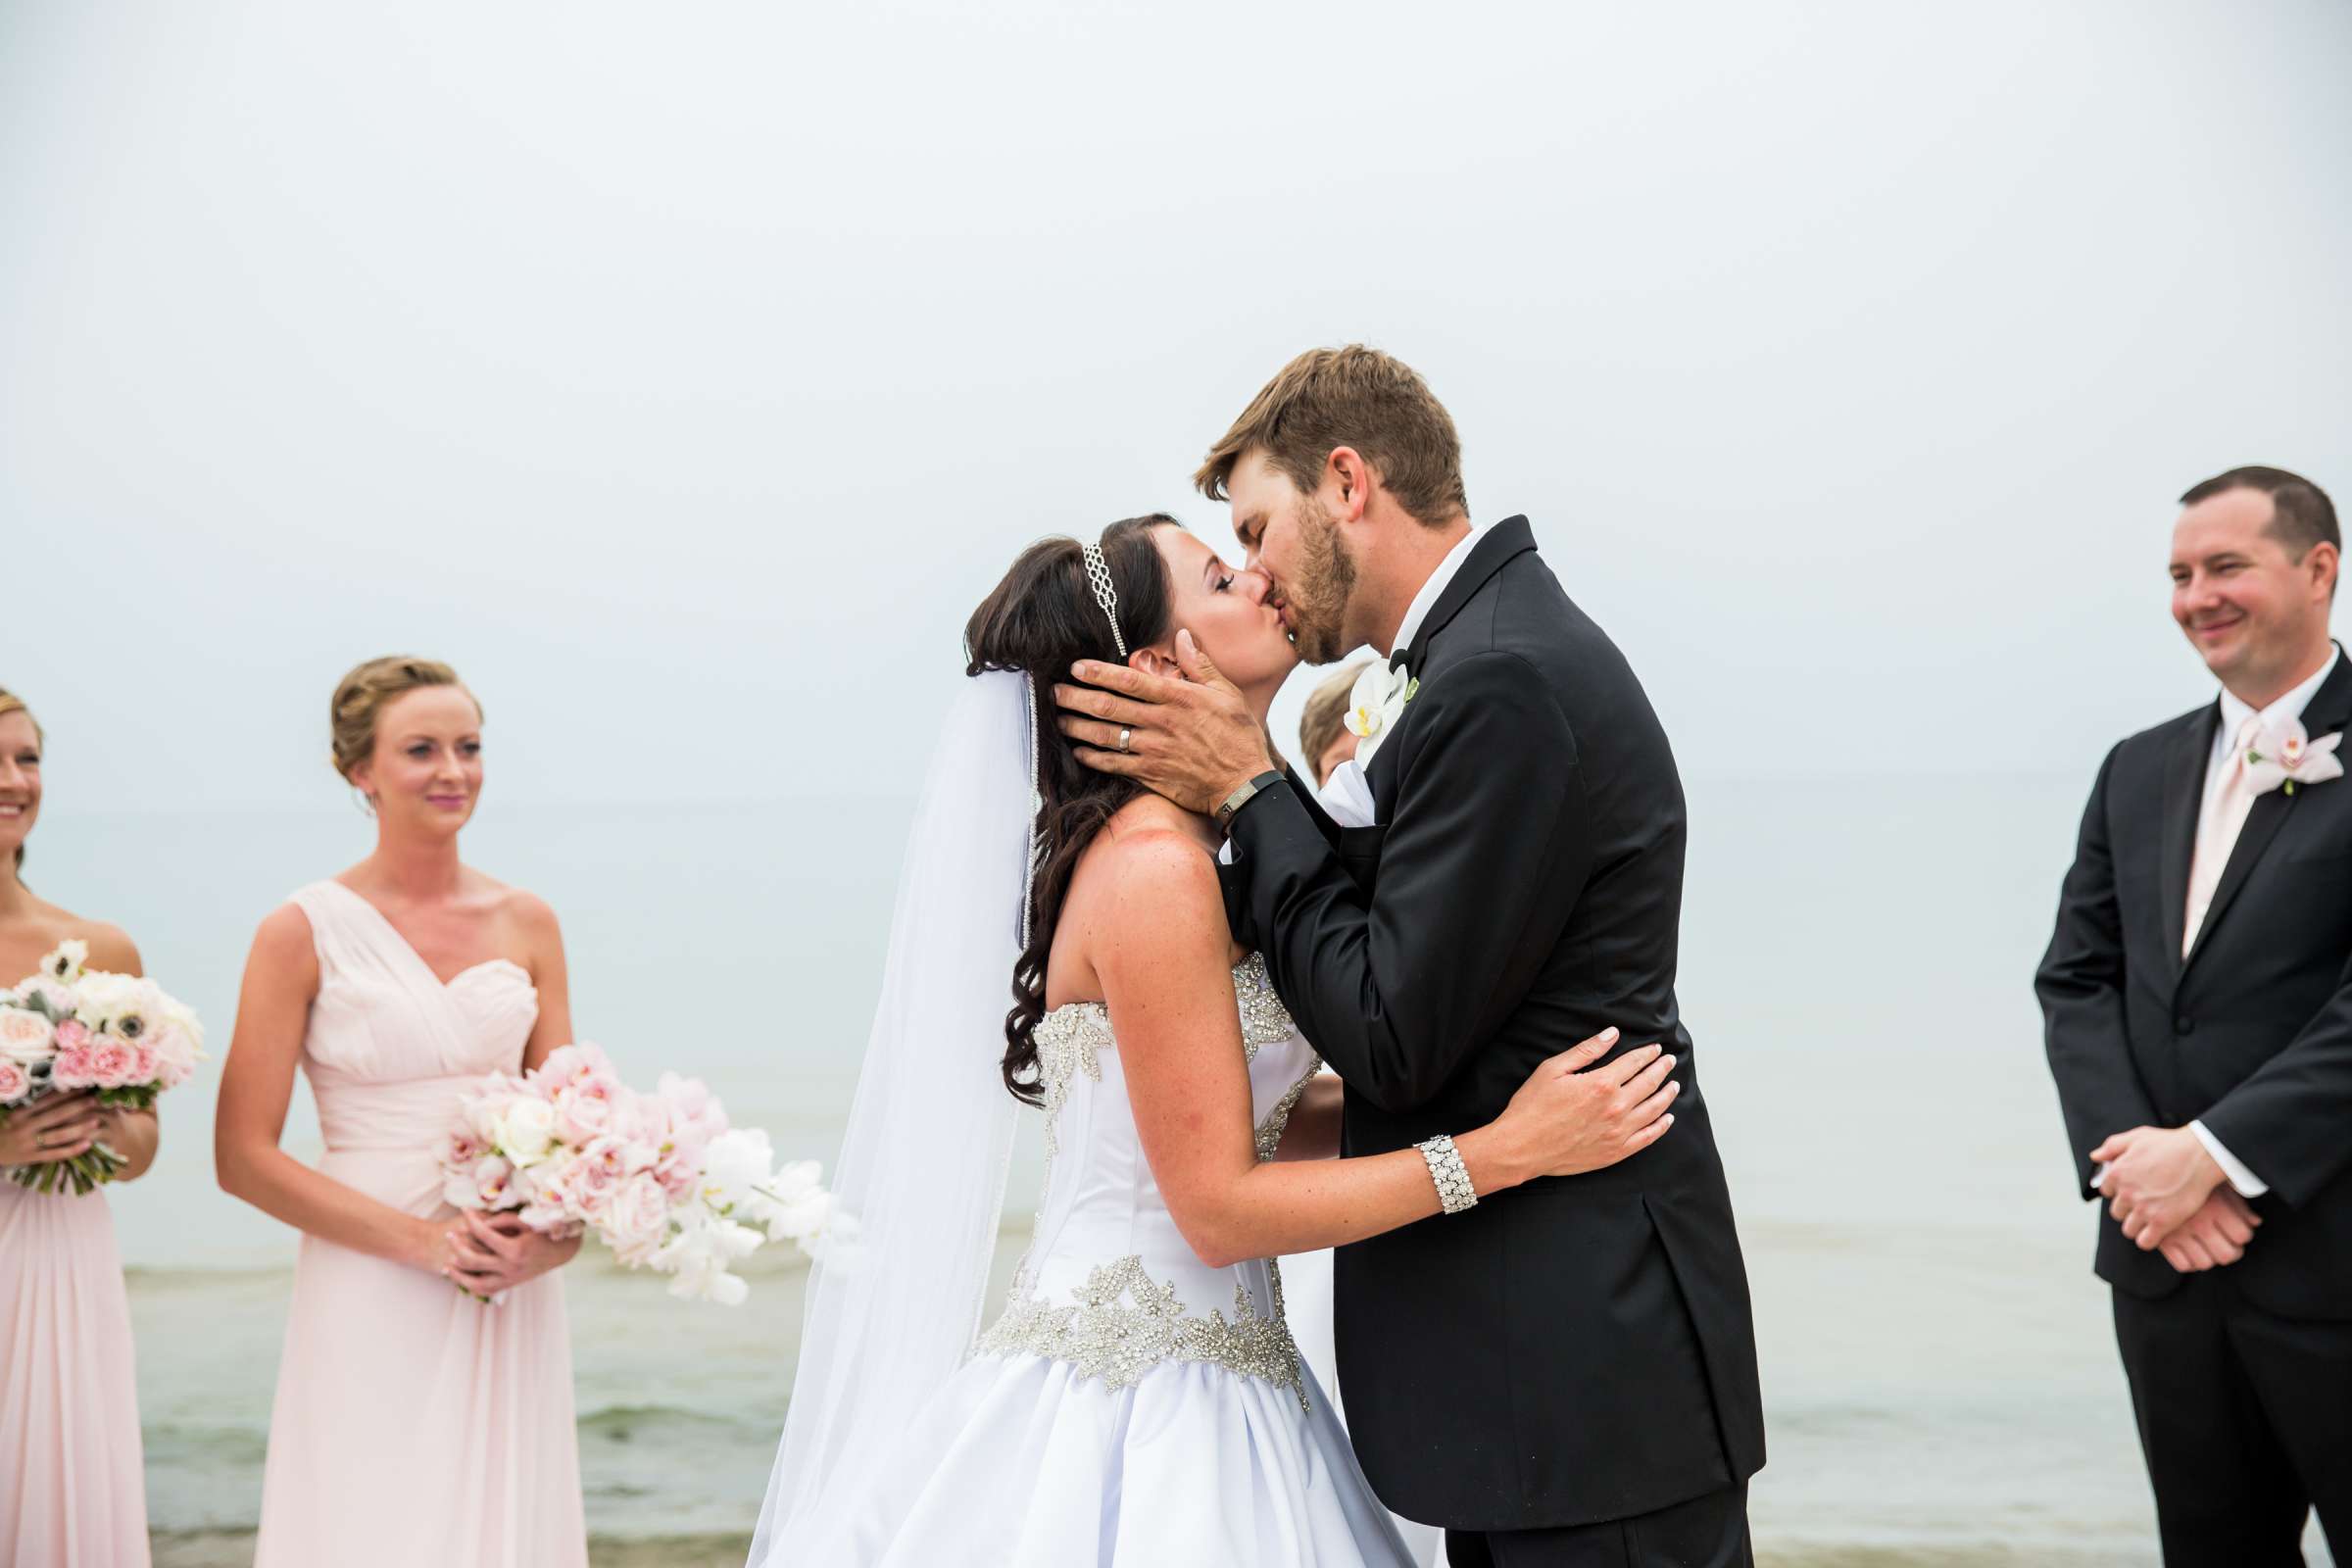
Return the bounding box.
[749,668,1036,1562]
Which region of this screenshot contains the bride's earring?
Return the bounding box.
[350,786,377,818]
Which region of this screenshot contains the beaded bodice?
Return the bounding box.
[975,956,1321,1405]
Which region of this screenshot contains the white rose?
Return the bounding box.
[160,997,206,1057]
[496,1099,559,1166]
[0,1006,55,1065]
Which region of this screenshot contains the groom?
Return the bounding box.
[2038,466,2350,1563]
[1057,346,1763,1565]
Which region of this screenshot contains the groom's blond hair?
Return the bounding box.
[1195,345,1467,528]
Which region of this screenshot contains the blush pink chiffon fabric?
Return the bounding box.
[252,881,585,1568]
[0,1181,151,1568]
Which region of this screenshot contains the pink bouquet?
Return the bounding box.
[0,940,207,1194]
[439,1042,848,1305]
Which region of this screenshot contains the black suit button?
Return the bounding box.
[2174,1015,2193,1036]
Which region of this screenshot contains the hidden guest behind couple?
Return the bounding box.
[753,346,1764,1568]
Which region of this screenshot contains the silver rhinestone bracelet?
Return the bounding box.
[1416,1134,1478,1215]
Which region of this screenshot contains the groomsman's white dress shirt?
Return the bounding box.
[2183,648,2342,1198]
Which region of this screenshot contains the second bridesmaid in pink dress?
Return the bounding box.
[0,685,159,1568]
[216,656,589,1568]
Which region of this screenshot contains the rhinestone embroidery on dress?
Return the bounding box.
[1031,1002,1109,1163]
[1000,956,1310,1403]
[976,1254,1306,1409]
[1253,1057,1322,1162]
[1230,953,1297,1058]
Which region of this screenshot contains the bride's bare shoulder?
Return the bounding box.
[1090,797,1217,882]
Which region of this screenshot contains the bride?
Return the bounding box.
[752,515,1682,1566]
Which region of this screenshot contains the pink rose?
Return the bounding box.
[90,1041,136,1088]
[603,1173,674,1266]
[657,1072,728,1144]
[52,1019,88,1050]
[550,1081,615,1146]
[147,1023,199,1088]
[0,1060,29,1104]
[51,1044,99,1089]
[569,1156,620,1220]
[130,1044,160,1085]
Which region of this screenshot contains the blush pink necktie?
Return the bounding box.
[2183,716,2266,956]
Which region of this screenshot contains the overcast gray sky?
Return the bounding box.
[5,1,2347,815]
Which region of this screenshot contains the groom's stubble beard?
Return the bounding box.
[1284,495,1357,665]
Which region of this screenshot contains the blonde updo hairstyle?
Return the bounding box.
[330,657,479,789]
[0,686,40,869]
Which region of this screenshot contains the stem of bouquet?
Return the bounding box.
[13,1141,126,1196]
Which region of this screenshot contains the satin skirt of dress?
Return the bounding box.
[252,1143,585,1568]
[817,1348,1415,1567]
[0,1182,152,1568]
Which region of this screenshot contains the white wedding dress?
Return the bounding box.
[802,955,1416,1566]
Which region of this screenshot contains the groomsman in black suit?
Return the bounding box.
[2039,466,2349,1564]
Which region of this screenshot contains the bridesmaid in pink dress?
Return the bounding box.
[216,657,589,1567]
[0,685,160,1568]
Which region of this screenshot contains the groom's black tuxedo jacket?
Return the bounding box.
[1220,517,1764,1531]
[2038,650,2352,1312]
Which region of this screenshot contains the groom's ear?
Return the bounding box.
[1325,447,1372,524]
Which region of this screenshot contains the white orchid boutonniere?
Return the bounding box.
[2245,717,2345,798]
[1344,662,1419,769]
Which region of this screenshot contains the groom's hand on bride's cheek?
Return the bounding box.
[1056,631,1272,814]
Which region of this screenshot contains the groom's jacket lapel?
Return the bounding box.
[1396,516,1539,682]
[2184,652,2352,972]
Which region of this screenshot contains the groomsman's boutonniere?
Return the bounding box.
[1345,662,1419,768]
[2245,718,2345,798]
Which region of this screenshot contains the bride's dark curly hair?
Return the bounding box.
[964,514,1177,1105]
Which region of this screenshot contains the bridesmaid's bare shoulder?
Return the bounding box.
[247,902,319,973]
[5,894,143,976]
[474,877,563,956]
[76,918,142,976]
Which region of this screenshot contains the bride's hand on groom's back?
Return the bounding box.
[1491,1031,1680,1181]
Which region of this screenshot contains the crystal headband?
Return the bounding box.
[1080,540,1128,660]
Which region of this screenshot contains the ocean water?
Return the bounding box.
[31,774,2336,1562]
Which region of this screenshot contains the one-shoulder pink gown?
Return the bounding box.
[0,1181,150,1568]
[253,881,586,1568]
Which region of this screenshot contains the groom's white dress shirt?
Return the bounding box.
[1312,525,1485,828]
[2181,647,2342,1200]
